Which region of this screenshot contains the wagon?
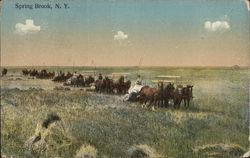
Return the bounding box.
[152,75,181,84]
[107,72,130,80]
[80,70,97,76]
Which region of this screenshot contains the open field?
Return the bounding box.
[1,67,249,158]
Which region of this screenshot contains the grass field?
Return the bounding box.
[1,67,249,158]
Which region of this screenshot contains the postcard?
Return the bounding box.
[1,0,249,158]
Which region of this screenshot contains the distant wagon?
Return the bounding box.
[152,75,181,84]
[107,72,130,80]
[80,70,97,76]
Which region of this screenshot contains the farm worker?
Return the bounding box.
[59,70,63,76]
[136,75,142,85]
[72,72,78,79]
[73,71,78,76]
[98,73,103,80]
[123,79,144,102]
[128,80,143,94]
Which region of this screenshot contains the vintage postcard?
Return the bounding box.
[1,0,249,157]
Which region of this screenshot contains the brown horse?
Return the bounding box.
[95,79,105,93]
[153,82,165,107]
[181,85,193,108]
[112,76,125,94]
[139,86,157,107]
[163,83,175,107]
[121,80,131,94]
[173,85,183,109]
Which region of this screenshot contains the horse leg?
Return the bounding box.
[166,98,169,108]
[173,99,177,109]
[148,98,154,108]
[183,99,186,108]
[153,97,157,107]
[185,98,188,108]
[187,98,190,108]
[177,98,181,109]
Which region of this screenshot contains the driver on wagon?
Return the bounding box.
[123,75,144,102]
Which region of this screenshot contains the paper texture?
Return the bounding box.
[1,0,249,157]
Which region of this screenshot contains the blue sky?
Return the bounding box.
[1,0,249,66]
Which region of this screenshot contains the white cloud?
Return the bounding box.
[243,0,250,11]
[114,31,128,40]
[15,19,41,34]
[204,21,230,32]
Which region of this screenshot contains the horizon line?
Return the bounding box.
[1,65,248,68]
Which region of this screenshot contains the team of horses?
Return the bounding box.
[139,82,193,109]
[22,69,55,79]
[61,74,131,94]
[52,72,131,94]
[52,72,74,82]
[63,74,95,87]
[20,69,194,108]
[95,76,131,94]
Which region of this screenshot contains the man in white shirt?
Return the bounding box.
[123,76,144,102]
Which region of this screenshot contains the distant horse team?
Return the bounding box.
[20,68,193,108]
[22,69,55,79]
[95,76,131,94]
[63,74,95,87]
[62,73,131,94]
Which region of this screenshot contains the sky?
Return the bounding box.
[1,0,249,67]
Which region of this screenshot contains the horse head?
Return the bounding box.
[158,82,164,90]
[119,76,125,83]
[186,85,193,97]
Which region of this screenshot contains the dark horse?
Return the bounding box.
[173,85,193,109]
[85,75,95,86]
[173,85,183,109]
[163,83,175,107]
[103,77,114,93]
[121,80,131,94]
[181,85,193,108]
[53,72,73,82]
[2,68,7,76]
[36,70,55,79]
[112,76,125,94]
[95,79,105,93]
[30,69,38,77]
[22,69,31,76]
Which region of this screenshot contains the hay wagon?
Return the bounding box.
[107,72,130,80]
[152,75,181,84]
[80,70,97,76]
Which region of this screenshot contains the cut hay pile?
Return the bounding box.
[75,144,98,158]
[127,144,164,158]
[193,143,245,158]
[25,113,76,157]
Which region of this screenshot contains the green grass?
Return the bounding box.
[1,67,249,158]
